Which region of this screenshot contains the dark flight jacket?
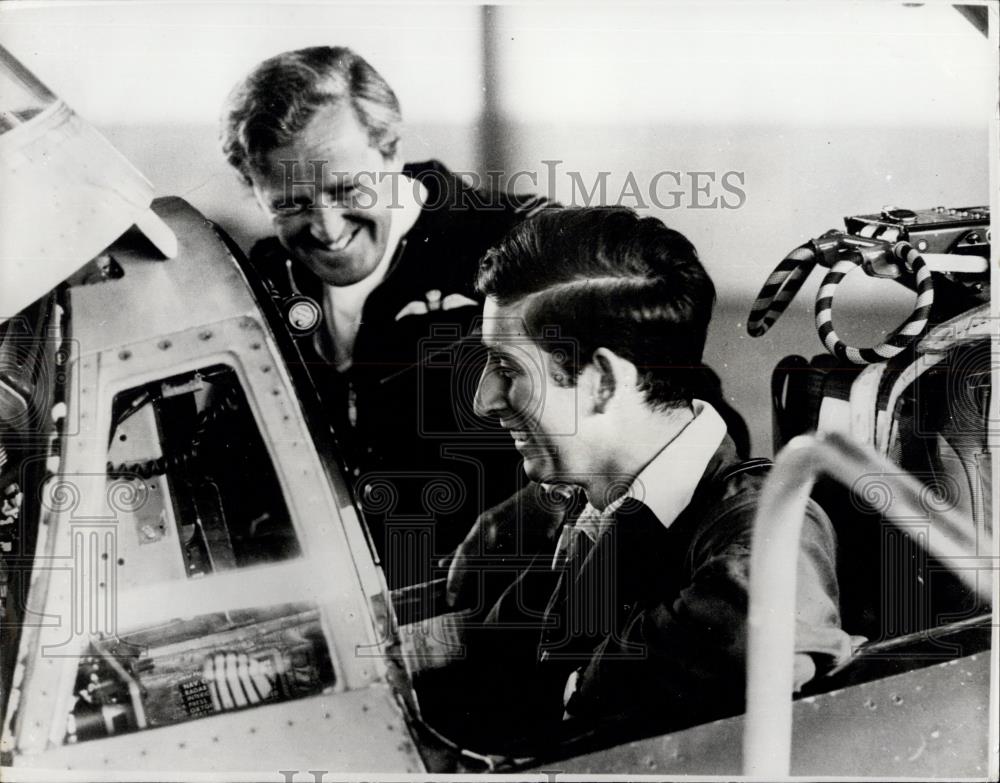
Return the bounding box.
[248,160,551,584]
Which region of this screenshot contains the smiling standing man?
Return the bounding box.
[221,47,550,582]
[436,207,851,753]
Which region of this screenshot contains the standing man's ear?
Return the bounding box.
[587,347,637,414]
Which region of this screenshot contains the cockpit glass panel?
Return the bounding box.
[64,603,335,744]
[0,46,56,134]
[106,363,301,581]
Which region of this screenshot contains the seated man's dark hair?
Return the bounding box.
[476,207,716,409]
[221,46,402,186]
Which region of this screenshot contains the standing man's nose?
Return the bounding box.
[310,206,348,245]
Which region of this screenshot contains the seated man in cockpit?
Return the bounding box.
[442,207,852,751]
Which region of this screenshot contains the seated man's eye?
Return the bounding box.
[486,352,521,380]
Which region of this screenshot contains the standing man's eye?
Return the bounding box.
[270,201,308,216]
[327,187,359,207]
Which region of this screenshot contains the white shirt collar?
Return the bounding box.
[575,399,728,542]
[632,399,728,529]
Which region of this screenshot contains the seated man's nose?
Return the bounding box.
[474,370,506,418]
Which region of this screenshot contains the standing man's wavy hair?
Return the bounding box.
[476,207,716,409]
[221,46,402,186]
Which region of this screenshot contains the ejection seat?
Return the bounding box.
[744,204,991,681]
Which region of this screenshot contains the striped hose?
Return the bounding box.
[746,244,818,337]
[815,241,934,365]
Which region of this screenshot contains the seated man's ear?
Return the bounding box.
[588,347,638,414]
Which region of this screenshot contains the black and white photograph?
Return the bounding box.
[0,1,996,779]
